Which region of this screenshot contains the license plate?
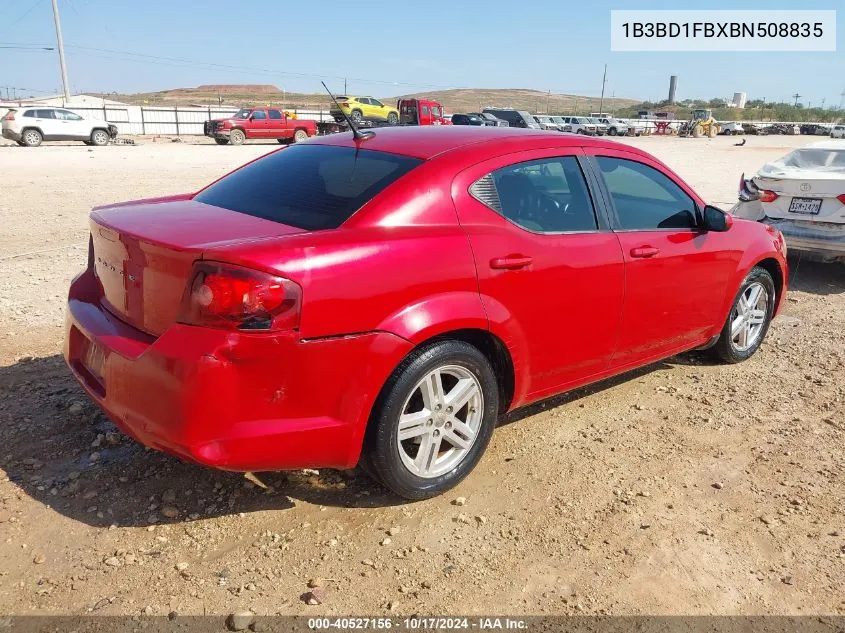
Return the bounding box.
[83,341,105,382]
[788,197,822,215]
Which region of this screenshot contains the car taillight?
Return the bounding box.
[838,194,845,205]
[759,190,779,203]
[178,262,301,332]
[4,111,14,121]
[341,102,350,108]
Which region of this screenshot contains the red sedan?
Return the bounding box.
[64,127,788,499]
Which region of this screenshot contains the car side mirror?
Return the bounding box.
[702,205,733,232]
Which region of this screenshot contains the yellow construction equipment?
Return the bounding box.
[679,109,720,138]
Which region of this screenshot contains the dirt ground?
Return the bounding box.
[1,133,843,619]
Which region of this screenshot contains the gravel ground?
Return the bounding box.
[0,134,843,618]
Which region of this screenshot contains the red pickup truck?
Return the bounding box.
[204,107,317,145]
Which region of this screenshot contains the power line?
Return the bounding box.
[0,0,46,37]
[0,44,53,49]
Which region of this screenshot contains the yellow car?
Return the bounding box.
[331,96,399,125]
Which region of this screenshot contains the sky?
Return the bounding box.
[0,0,842,106]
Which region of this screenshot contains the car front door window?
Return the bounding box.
[591,153,733,362]
[595,157,697,230]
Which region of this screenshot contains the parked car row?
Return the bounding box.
[448,108,648,137]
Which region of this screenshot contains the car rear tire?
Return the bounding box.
[713,267,776,364]
[21,129,42,147]
[215,138,230,145]
[229,129,246,145]
[350,109,363,123]
[387,112,399,126]
[364,340,499,500]
[293,129,309,143]
[90,129,110,146]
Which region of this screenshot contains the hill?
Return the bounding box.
[99,86,638,115]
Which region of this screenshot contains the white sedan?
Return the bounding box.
[731,141,845,260]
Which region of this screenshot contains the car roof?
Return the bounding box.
[307,125,646,160]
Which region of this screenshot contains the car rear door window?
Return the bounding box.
[471,156,598,233]
[194,145,423,231]
[36,110,57,119]
[595,156,697,230]
[55,109,83,121]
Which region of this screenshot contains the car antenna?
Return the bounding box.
[321,81,374,141]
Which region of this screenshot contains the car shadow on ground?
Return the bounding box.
[787,255,845,295]
[0,355,412,530]
[1,260,839,526]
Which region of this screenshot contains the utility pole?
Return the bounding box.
[792,92,801,107]
[344,78,347,94]
[51,0,71,102]
[598,63,607,115]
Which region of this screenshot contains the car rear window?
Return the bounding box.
[194,145,423,231]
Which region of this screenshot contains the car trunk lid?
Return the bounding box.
[90,198,306,336]
[755,176,845,223]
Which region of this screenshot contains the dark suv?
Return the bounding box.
[482,108,541,129]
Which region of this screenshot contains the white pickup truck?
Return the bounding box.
[597,117,646,136]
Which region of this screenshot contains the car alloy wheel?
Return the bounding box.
[363,339,498,499]
[396,365,483,478]
[730,281,768,352]
[92,130,109,146]
[714,266,776,364]
[23,130,42,147]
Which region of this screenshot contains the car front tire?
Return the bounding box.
[364,340,499,500]
[90,129,110,146]
[713,266,776,363]
[229,129,246,145]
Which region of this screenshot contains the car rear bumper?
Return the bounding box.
[2,128,21,141]
[763,217,845,257]
[64,269,413,472]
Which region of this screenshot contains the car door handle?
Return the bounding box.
[490,256,533,270]
[630,246,660,258]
